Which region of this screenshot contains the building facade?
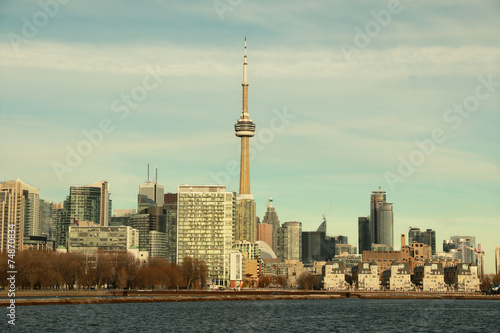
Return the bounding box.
[413,262,446,292]
[302,230,334,263]
[235,194,256,243]
[138,181,164,213]
[352,261,380,291]
[323,261,348,290]
[176,185,235,286]
[277,221,302,261]
[257,221,273,249]
[382,262,411,291]
[0,181,25,252]
[408,227,436,255]
[444,263,479,292]
[67,181,111,227]
[67,226,139,254]
[358,216,371,254]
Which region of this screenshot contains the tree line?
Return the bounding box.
[0,250,208,291]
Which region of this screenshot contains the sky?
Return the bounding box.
[1,0,499,273]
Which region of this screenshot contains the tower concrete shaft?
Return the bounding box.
[235,36,255,194]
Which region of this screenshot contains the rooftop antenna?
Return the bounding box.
[147,163,150,182]
[156,164,158,183]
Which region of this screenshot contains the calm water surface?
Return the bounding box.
[4,298,500,332]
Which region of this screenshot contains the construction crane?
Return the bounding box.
[318,203,333,234]
[462,244,485,280]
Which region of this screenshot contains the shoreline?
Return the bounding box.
[1,290,499,306]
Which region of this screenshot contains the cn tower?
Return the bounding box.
[235,36,256,194]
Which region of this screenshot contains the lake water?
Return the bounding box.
[4,298,500,332]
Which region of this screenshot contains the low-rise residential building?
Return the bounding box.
[331,253,362,275]
[352,261,380,291]
[323,261,348,290]
[67,226,139,254]
[413,262,446,292]
[382,262,411,291]
[444,263,479,292]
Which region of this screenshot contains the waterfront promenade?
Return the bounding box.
[1,290,499,306]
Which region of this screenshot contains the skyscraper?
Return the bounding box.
[408,227,436,254]
[370,188,394,250]
[262,198,280,254]
[234,37,257,243]
[0,180,25,252]
[302,221,334,264]
[358,216,371,254]
[39,199,53,238]
[67,181,111,227]
[138,173,164,213]
[444,236,476,264]
[235,197,256,242]
[277,221,302,261]
[177,185,235,286]
[51,202,69,248]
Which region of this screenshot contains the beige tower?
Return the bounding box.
[234,37,257,243]
[235,36,256,194]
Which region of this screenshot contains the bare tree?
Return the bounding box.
[297,272,315,290]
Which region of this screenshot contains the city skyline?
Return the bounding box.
[1,1,499,273]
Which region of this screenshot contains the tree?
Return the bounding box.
[297,272,315,290]
[181,256,209,289]
[276,275,288,288]
[116,268,128,289]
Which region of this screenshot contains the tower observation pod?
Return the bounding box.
[235,36,256,195]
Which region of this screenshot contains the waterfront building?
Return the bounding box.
[262,198,280,255]
[408,227,436,255]
[67,225,139,254]
[352,261,380,291]
[370,188,394,250]
[322,261,348,290]
[358,216,371,254]
[0,180,26,252]
[177,185,235,286]
[444,263,479,292]
[412,262,446,292]
[257,221,273,249]
[446,236,476,265]
[381,262,411,291]
[277,221,302,261]
[331,253,362,275]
